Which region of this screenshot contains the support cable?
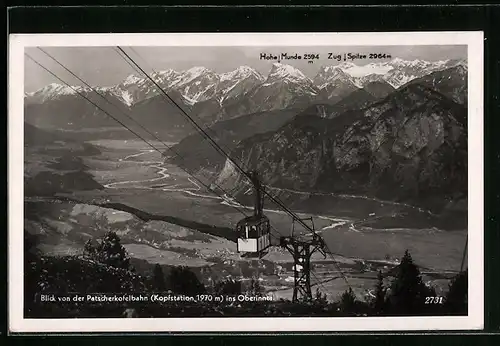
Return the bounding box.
[25,53,252,224]
[30,50,356,300]
[116,46,324,241]
[118,46,245,187]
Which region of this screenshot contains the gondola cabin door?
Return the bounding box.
[236,171,271,258]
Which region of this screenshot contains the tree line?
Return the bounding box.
[24,231,467,318]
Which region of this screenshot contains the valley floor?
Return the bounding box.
[24,139,467,302]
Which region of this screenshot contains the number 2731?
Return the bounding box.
[425,296,444,304]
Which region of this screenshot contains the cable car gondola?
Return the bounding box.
[236,171,271,258]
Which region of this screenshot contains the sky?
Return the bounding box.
[24,45,467,93]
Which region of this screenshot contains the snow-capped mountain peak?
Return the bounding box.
[316,58,468,88]
[338,62,394,78]
[174,66,217,86]
[216,66,266,102]
[317,66,351,79]
[26,83,85,104]
[188,66,209,73]
[153,68,179,79]
[391,57,406,65]
[156,68,177,75]
[220,66,264,82]
[38,83,78,95]
[335,62,357,70]
[183,66,213,79]
[122,74,142,86]
[313,66,358,90]
[167,67,220,102]
[266,63,310,83]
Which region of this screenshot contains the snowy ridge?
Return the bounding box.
[314,58,468,89]
[171,66,215,88]
[341,63,394,78]
[220,65,264,82]
[26,58,467,106]
[314,66,357,88]
[266,63,310,83]
[336,58,467,88]
[259,63,319,97]
[27,83,79,97]
[122,74,142,86]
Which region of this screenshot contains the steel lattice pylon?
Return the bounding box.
[279,217,326,302]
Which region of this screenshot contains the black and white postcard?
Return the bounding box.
[9,32,484,332]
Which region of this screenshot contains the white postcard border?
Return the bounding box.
[8,31,484,333]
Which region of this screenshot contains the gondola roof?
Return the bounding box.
[237,214,270,225]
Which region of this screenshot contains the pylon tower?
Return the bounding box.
[279,217,326,302]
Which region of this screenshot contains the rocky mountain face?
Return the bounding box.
[218,63,320,119]
[168,66,220,102]
[281,83,392,121]
[217,84,467,212]
[363,81,396,99]
[168,85,383,175]
[404,65,468,105]
[292,90,375,122]
[216,66,266,102]
[168,108,300,173]
[110,69,182,105]
[313,67,359,103]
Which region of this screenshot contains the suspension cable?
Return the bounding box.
[125,46,241,161]
[29,50,356,297]
[26,53,164,156]
[37,47,179,152]
[116,46,324,240]
[116,47,351,252]
[25,53,252,224]
[115,47,356,294]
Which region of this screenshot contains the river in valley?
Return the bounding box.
[78,140,467,275]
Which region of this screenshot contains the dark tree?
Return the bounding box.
[168,266,206,295]
[444,270,468,315]
[339,288,357,314]
[248,277,263,297]
[214,278,242,295]
[83,239,96,259]
[97,232,131,270]
[83,231,131,270]
[314,288,328,305]
[387,250,433,315]
[24,232,41,316]
[24,232,40,264]
[152,264,167,291]
[372,270,387,314]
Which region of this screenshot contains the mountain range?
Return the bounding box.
[25,56,468,211]
[26,59,467,106]
[25,58,467,132]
